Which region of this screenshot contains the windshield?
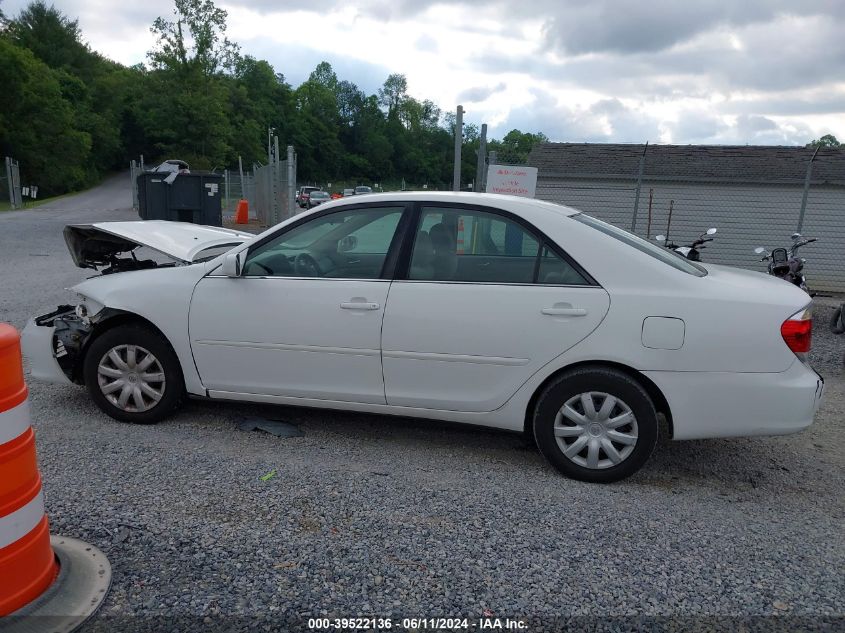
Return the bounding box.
[355,186,372,193]
[573,213,707,277]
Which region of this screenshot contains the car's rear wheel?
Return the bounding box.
[533,366,658,483]
[83,324,184,424]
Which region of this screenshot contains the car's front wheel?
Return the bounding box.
[83,324,184,424]
[533,366,658,483]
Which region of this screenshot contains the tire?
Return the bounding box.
[83,324,184,424]
[532,366,658,483]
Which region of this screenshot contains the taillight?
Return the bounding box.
[781,308,812,358]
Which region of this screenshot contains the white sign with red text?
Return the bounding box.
[485,165,538,198]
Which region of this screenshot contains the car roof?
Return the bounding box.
[317,191,580,218]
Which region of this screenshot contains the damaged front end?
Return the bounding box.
[25,304,125,385]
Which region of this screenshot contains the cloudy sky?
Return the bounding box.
[6,0,845,144]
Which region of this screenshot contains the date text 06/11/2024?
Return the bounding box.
[307,617,528,630]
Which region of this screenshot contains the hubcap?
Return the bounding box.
[553,392,638,470]
[97,344,165,413]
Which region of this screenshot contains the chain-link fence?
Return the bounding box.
[222,170,255,217]
[254,144,297,226]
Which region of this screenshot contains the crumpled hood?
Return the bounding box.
[64,221,253,268]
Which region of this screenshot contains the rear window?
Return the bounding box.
[573,213,707,277]
[310,191,329,199]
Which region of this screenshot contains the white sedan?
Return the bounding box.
[22,192,824,482]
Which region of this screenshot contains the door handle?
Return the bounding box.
[340,301,380,311]
[542,305,587,317]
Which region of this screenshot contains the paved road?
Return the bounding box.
[1,177,843,631]
[1,174,138,327]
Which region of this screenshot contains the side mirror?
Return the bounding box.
[220,251,243,277]
[338,235,358,252]
[706,228,717,235]
[791,232,802,240]
[754,247,765,254]
[655,235,666,242]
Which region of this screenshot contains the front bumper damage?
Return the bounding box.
[22,306,96,385]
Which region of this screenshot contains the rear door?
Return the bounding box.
[381,203,610,412]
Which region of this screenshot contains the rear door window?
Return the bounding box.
[408,206,590,285]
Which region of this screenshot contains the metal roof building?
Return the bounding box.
[528,143,845,293]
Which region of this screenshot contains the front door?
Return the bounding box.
[381,204,610,412]
[189,204,407,404]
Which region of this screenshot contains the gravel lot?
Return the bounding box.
[2,176,843,632]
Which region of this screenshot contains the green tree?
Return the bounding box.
[6,1,92,78]
[145,0,240,168]
[0,39,92,194]
[148,0,239,77]
[807,134,840,148]
[378,73,408,120]
[6,1,134,175]
[490,129,549,164]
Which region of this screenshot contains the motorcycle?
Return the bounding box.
[655,228,717,262]
[753,233,817,293]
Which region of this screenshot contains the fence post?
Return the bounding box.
[5,158,15,210]
[129,160,137,210]
[631,142,648,233]
[287,145,295,219]
[796,146,819,233]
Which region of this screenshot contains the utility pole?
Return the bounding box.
[453,105,464,192]
[475,123,488,192]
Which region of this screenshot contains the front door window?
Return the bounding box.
[243,207,404,279]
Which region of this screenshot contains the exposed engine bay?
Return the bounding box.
[62,222,251,275]
[63,225,177,274]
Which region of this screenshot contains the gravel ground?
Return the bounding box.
[1,177,843,632]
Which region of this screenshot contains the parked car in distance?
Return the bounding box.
[307,191,331,208]
[296,186,320,208]
[22,193,824,483]
[354,185,373,195]
[342,188,355,197]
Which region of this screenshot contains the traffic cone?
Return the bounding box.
[0,323,111,631]
[456,218,465,255]
[235,199,249,224]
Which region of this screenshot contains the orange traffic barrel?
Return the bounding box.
[235,198,249,224]
[0,324,111,632]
